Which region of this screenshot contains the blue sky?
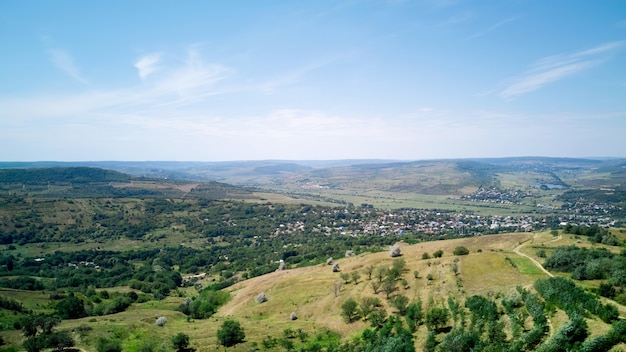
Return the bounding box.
[1,0,625,161]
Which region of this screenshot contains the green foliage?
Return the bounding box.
[341,298,359,323]
[433,250,443,258]
[55,292,86,319]
[391,295,409,315]
[178,289,230,319]
[536,314,588,352]
[405,300,423,332]
[425,306,449,331]
[217,319,245,347]
[96,338,122,352]
[535,277,619,323]
[453,246,469,256]
[171,333,190,352]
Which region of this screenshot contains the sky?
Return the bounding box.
[1,0,625,161]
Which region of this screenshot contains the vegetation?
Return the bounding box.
[216,319,245,347]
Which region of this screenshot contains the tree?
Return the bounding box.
[422,253,431,260]
[405,301,423,332]
[351,271,361,284]
[332,281,342,297]
[372,281,381,294]
[360,297,381,318]
[413,270,419,279]
[341,298,359,323]
[171,333,190,352]
[382,278,397,299]
[375,266,389,283]
[364,265,375,280]
[340,272,351,284]
[425,306,450,331]
[217,319,245,347]
[391,295,409,315]
[433,250,444,258]
[453,246,469,256]
[56,293,86,319]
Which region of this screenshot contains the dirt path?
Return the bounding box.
[512,234,561,278]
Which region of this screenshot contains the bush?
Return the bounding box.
[217,319,245,347]
[171,333,190,352]
[453,246,469,256]
[433,250,444,258]
[96,338,122,352]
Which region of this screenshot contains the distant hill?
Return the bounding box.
[0,167,131,184]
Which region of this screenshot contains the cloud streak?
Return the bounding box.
[499,40,625,99]
[49,48,89,84]
[134,54,161,80]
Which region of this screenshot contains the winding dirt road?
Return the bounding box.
[512,234,561,278]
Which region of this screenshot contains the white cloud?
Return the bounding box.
[49,48,88,84]
[134,54,161,80]
[1,47,231,120]
[499,40,625,99]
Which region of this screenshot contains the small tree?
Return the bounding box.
[217,319,245,347]
[360,297,381,318]
[171,333,190,352]
[375,266,388,283]
[364,265,375,280]
[371,281,381,294]
[391,295,409,315]
[433,250,444,258]
[425,306,450,331]
[382,278,397,299]
[422,253,431,260]
[413,270,419,279]
[340,272,351,284]
[331,281,343,297]
[453,246,469,256]
[341,298,359,323]
[350,271,361,284]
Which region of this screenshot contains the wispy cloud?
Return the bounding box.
[499,40,625,99]
[48,48,88,84]
[470,16,520,38]
[134,54,161,80]
[1,46,231,119]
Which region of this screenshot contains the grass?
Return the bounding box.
[3,232,624,352]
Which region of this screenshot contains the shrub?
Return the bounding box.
[453,246,469,256]
[96,338,122,352]
[422,253,431,260]
[171,333,190,352]
[433,250,444,258]
[341,298,359,323]
[217,319,245,347]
